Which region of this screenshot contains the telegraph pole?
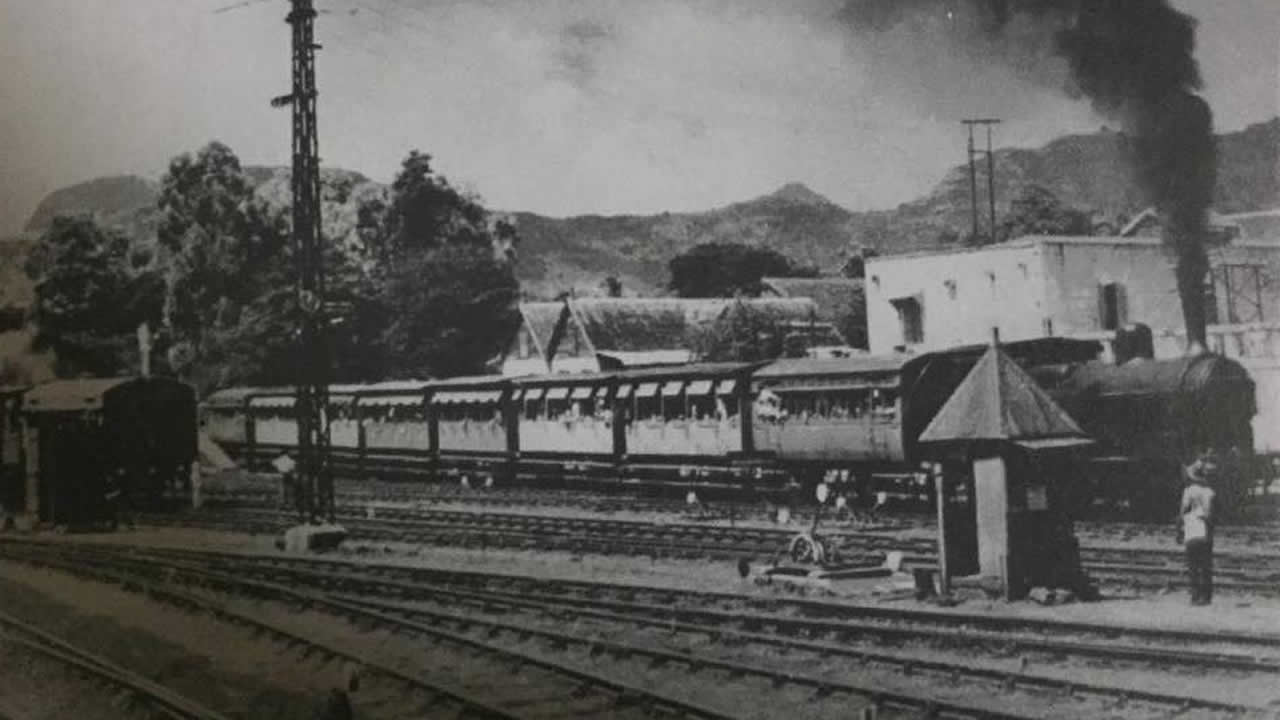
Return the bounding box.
[962,118,1001,245]
[985,121,998,245]
[275,0,333,524]
[965,122,980,244]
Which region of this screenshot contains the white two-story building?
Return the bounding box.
[864,220,1280,454]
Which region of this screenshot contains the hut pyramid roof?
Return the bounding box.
[919,343,1090,448]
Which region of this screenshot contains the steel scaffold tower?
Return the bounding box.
[278,0,333,523]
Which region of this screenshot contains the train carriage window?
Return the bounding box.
[686,380,715,420]
[545,386,571,419]
[569,385,596,418]
[869,388,898,420]
[522,387,545,419]
[715,380,739,418]
[827,389,864,419]
[635,383,660,420]
[661,381,685,420]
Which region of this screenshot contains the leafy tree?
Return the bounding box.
[839,246,879,279]
[379,244,520,378]
[687,300,788,362]
[365,151,494,260]
[24,215,163,377]
[997,185,1092,243]
[357,151,521,378]
[157,142,290,388]
[668,243,796,298]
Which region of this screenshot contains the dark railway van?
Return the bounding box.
[22,377,197,527]
[0,385,27,515]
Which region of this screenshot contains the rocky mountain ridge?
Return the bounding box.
[11,118,1278,300]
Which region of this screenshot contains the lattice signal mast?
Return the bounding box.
[274,0,333,523]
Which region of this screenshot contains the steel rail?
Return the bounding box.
[0,545,741,720]
[98,540,1280,650]
[141,507,1280,591]
[2,541,1273,717]
[123,545,1280,672]
[0,543,1062,720]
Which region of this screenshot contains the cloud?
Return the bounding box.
[0,0,1269,235]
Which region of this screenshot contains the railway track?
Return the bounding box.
[200,480,1280,551]
[148,504,1280,594]
[0,539,1052,720]
[0,605,232,720]
[0,543,743,720]
[0,539,1274,718]
[204,476,1280,529]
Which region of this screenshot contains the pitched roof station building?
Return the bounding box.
[502,297,849,377]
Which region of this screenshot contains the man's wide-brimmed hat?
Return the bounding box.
[1187,455,1217,484]
[272,454,297,474]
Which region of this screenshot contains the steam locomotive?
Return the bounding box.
[202,338,1257,517]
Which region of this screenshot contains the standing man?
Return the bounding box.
[1177,450,1218,606]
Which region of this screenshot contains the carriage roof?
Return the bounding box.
[24,377,192,413]
[756,356,908,378]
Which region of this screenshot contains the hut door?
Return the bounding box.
[942,467,978,577]
[973,455,1010,580]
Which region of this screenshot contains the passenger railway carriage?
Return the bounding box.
[202,338,1259,515]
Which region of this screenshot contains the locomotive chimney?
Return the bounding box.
[1113,323,1154,365]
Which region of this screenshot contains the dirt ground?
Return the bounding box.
[0,636,163,720]
[0,561,351,720]
[28,525,1280,638]
[3,525,1280,718]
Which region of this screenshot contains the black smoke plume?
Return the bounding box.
[840,0,1216,352]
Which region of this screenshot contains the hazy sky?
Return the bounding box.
[0,0,1276,235]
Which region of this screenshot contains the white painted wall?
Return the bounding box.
[867,236,1280,357]
[865,242,1048,354]
[867,235,1280,457]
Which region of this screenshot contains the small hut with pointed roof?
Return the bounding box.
[919,340,1093,600]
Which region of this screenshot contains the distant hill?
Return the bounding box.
[24,175,159,233]
[511,118,1279,296]
[511,182,859,297]
[14,118,1280,302]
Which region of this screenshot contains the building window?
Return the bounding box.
[1214,264,1269,324]
[891,296,924,346]
[1098,282,1126,331]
